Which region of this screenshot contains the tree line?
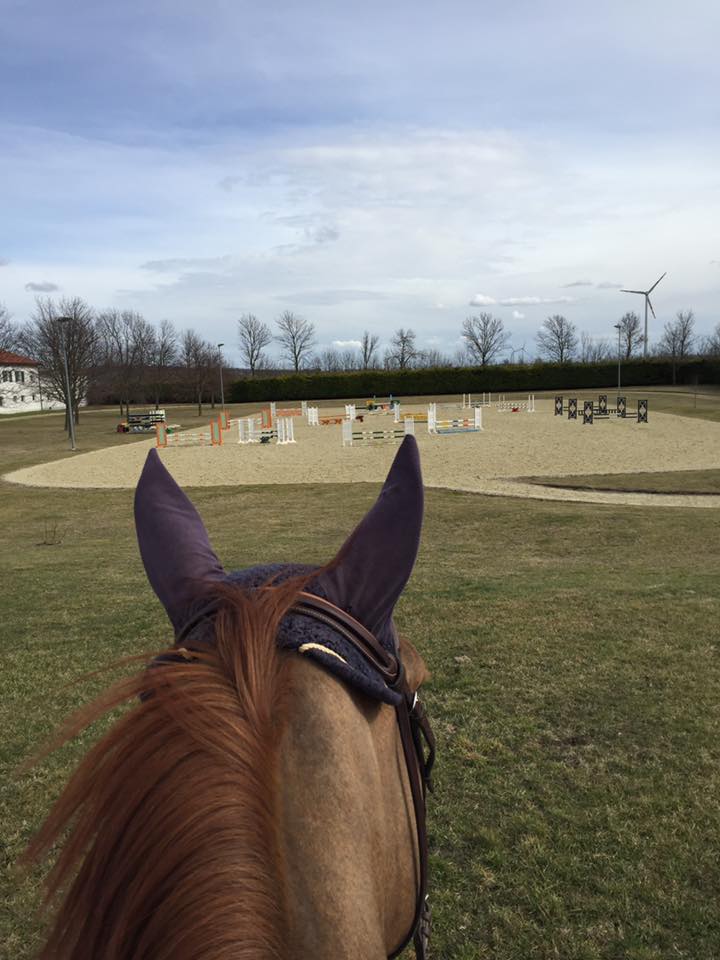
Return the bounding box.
[1,297,719,435]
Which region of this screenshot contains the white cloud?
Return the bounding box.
[469,294,496,306]
[596,280,624,289]
[512,310,525,320]
[562,280,593,287]
[332,339,362,349]
[24,280,59,292]
[498,296,576,306]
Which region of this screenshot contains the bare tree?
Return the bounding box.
[462,314,510,366]
[339,349,360,370]
[453,346,471,367]
[414,348,453,368]
[701,322,720,357]
[360,331,380,369]
[181,329,214,416]
[237,313,273,374]
[580,332,612,363]
[385,328,417,369]
[146,319,179,408]
[0,303,21,352]
[20,297,98,431]
[657,309,696,384]
[536,314,578,363]
[275,311,316,371]
[96,309,155,418]
[616,311,644,359]
[314,348,342,371]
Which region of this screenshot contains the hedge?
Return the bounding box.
[228,359,720,404]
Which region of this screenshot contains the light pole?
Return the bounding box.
[614,323,622,393]
[217,343,225,410]
[58,316,76,451]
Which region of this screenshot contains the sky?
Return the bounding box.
[1,0,719,364]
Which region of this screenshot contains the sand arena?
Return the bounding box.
[5,398,720,508]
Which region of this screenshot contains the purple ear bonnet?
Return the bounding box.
[134,438,424,704]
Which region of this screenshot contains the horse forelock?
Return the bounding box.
[23,572,316,960]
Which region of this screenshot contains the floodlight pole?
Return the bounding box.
[614,323,622,392]
[58,316,76,451]
[217,342,225,409]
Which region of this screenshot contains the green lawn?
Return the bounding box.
[2,399,720,959]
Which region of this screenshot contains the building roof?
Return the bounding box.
[0,349,39,367]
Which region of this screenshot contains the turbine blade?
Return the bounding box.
[647,296,656,319]
[621,289,645,294]
[648,272,666,293]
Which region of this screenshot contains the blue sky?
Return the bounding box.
[1,0,719,362]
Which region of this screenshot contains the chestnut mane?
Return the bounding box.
[23,575,312,960]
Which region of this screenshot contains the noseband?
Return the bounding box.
[291,592,435,960]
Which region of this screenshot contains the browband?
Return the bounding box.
[291,591,400,685]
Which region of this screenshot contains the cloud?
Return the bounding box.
[0,258,9,267]
[140,255,234,273]
[273,289,388,306]
[596,280,624,289]
[307,225,339,245]
[332,339,362,350]
[24,281,59,292]
[471,293,576,308]
[218,176,243,192]
[562,280,593,287]
[512,310,525,320]
[499,296,576,306]
[469,294,496,306]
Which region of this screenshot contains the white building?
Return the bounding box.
[0,350,63,414]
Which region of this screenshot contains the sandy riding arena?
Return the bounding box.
[5,398,720,508]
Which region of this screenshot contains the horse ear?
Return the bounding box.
[134,450,225,629]
[313,436,423,644]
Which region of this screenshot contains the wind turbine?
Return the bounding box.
[620,272,666,358]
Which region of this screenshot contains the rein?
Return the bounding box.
[291,592,435,960]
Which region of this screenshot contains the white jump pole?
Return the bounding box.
[277,417,296,444]
[301,400,308,416]
[341,419,353,447]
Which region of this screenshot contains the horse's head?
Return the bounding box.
[26,434,432,960]
[134,434,427,700]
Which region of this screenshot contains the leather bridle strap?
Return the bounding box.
[292,592,400,683]
[291,591,434,960]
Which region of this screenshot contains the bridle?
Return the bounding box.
[174,590,436,960]
[291,592,436,960]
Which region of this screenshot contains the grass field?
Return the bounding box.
[2,392,720,959]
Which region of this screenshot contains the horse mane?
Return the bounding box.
[22,573,314,960]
